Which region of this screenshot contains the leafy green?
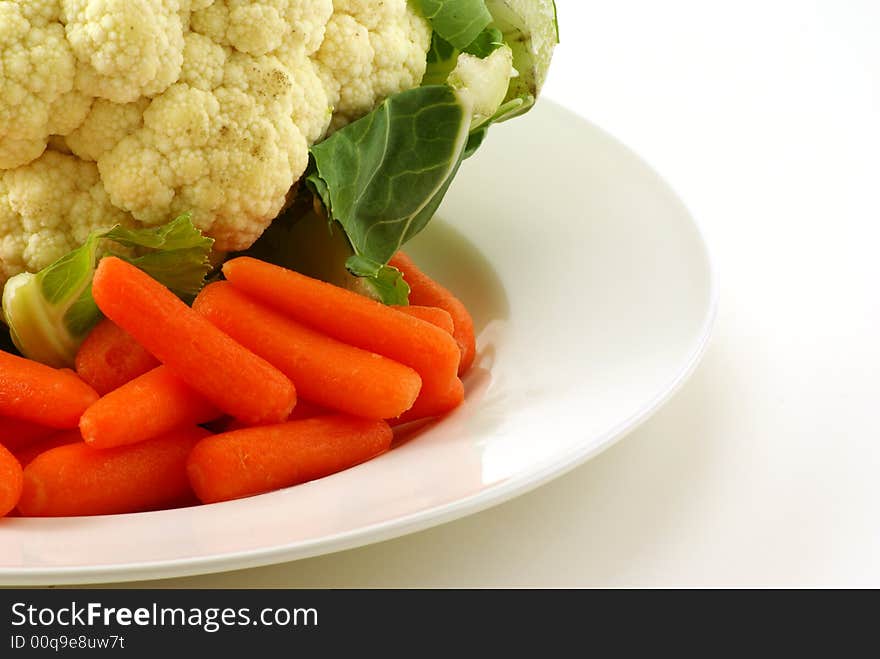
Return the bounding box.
[241,196,409,305]
[463,26,505,57]
[423,25,504,88]
[345,256,411,306]
[307,85,472,288]
[415,0,492,50]
[293,1,558,303]
[422,1,558,155]
[105,220,214,300]
[2,214,213,367]
[423,33,459,86]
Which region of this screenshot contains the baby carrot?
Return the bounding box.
[394,377,465,425]
[92,257,296,425]
[215,400,332,433]
[0,351,99,429]
[393,305,455,336]
[389,252,477,376]
[75,318,160,395]
[223,257,461,418]
[0,417,56,452]
[17,426,210,517]
[193,283,421,420]
[187,415,392,504]
[79,366,221,449]
[13,430,82,468]
[0,444,23,517]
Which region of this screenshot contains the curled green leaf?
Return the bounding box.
[415,0,493,50]
[307,85,472,268]
[2,213,213,367]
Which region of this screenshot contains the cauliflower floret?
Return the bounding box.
[276,0,334,58]
[47,91,95,137]
[318,0,431,129]
[0,1,83,169]
[279,54,332,145]
[180,33,228,91]
[99,83,307,251]
[227,5,288,56]
[66,98,151,162]
[191,1,333,58]
[62,0,188,103]
[0,139,47,176]
[0,151,131,282]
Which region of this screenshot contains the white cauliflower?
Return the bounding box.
[0,0,432,283]
[317,0,431,129]
[0,1,85,169]
[0,151,132,283]
[61,0,188,104]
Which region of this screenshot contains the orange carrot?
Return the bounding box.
[0,417,57,452]
[222,399,331,433]
[194,283,421,420]
[0,351,99,429]
[13,430,82,468]
[92,257,296,425]
[187,415,392,504]
[75,318,160,395]
[0,444,23,517]
[390,252,476,375]
[18,426,210,517]
[394,377,465,425]
[80,366,221,449]
[393,305,455,336]
[223,257,462,418]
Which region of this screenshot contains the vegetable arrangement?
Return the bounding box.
[1,250,474,517]
[0,0,558,518]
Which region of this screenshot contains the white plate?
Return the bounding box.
[0,101,717,585]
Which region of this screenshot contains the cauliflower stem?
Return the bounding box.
[2,215,213,367]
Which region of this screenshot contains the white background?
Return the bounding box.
[130,0,880,587]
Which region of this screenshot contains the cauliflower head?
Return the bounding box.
[0,0,432,280]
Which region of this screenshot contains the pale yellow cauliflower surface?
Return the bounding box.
[0,151,132,283]
[0,0,431,281]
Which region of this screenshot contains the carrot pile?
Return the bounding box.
[0,251,476,517]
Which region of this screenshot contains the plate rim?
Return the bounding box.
[0,101,719,585]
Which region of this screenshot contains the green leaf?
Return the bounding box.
[3,234,103,367]
[462,26,504,57]
[104,215,213,252]
[420,1,558,159]
[345,254,385,279]
[307,85,472,268]
[423,25,504,88]
[464,125,489,159]
[290,2,558,302]
[2,214,213,367]
[415,0,492,50]
[105,216,215,300]
[423,33,459,86]
[345,256,411,306]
